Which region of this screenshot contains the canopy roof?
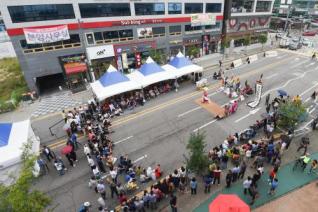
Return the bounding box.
[169,52,193,68]
[139,57,165,76]
[91,65,141,101]
[162,63,203,78]
[99,65,129,87]
[209,194,250,212]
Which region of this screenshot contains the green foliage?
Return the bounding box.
[242,37,251,46]
[0,140,51,212]
[187,46,200,57]
[258,34,268,45]
[221,38,230,49]
[278,101,308,130]
[185,132,209,175]
[0,58,28,102]
[149,49,165,65]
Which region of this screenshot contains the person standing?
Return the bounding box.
[96,180,106,200]
[43,146,55,162]
[265,94,270,106]
[249,184,259,205]
[238,161,247,179]
[190,177,197,195]
[108,180,119,198]
[231,165,240,183]
[225,170,233,188]
[268,178,278,195]
[204,175,212,193]
[251,170,261,188]
[87,154,95,169]
[96,155,106,173]
[110,167,118,183]
[308,159,318,174]
[65,153,75,167]
[297,137,310,155]
[243,176,252,195]
[170,194,177,212]
[213,166,222,185]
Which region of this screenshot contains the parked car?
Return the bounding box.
[276,33,285,38]
[279,38,290,48]
[303,31,316,36]
[289,43,298,50]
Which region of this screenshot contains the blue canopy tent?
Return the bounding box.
[90,65,142,101]
[163,52,203,78]
[128,57,175,87]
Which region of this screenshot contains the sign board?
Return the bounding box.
[137,28,153,38]
[23,25,70,44]
[265,51,278,57]
[122,52,128,69]
[247,83,263,108]
[191,14,216,26]
[113,19,164,26]
[86,45,115,61]
[248,54,258,63]
[232,59,243,68]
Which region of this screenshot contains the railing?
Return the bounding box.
[49,118,65,137]
[138,33,165,39]
[23,42,81,54]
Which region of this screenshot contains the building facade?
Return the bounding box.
[0,0,225,93]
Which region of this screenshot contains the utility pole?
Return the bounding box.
[221,0,232,58]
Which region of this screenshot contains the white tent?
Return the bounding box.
[163,52,203,78]
[90,65,142,101]
[0,120,40,185]
[128,57,175,88]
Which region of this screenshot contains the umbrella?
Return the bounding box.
[209,194,250,212]
[61,145,73,155]
[277,89,287,96]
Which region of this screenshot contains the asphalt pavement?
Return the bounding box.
[29,48,318,211]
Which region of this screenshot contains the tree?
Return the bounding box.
[277,101,308,130]
[185,131,209,175]
[0,140,51,211]
[242,37,251,54]
[221,38,230,59]
[149,49,164,65]
[259,34,268,50]
[187,46,200,58]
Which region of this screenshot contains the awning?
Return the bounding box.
[64,63,87,75]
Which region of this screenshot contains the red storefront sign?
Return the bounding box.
[113,19,165,26]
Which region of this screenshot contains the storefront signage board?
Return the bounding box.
[86,45,115,61]
[23,25,70,44]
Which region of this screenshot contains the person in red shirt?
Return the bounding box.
[155,164,162,179]
[118,192,127,204]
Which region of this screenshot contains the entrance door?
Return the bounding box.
[36,73,65,95]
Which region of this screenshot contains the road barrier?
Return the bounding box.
[265,50,278,57]
[232,58,243,68]
[247,54,258,63]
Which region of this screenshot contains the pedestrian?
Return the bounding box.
[190,177,197,195]
[243,176,252,195]
[231,165,240,182]
[92,165,101,178]
[70,132,79,150]
[87,154,95,169]
[204,175,212,193]
[96,155,106,173]
[37,157,49,175]
[219,60,222,67]
[43,145,55,162]
[65,153,75,167]
[268,178,278,195]
[297,137,310,155]
[238,161,247,179]
[268,167,278,182]
[220,154,229,170]
[97,180,106,200]
[265,94,270,106]
[170,194,177,212]
[300,153,311,171]
[251,170,261,188]
[308,159,318,174]
[249,184,259,205]
[108,180,119,198]
[54,159,64,176]
[213,166,222,185]
[70,149,78,162]
[78,202,91,212]
[110,167,118,183]
[225,170,233,188]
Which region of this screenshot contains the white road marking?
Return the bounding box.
[178,107,201,118]
[290,60,309,69]
[193,119,217,132]
[304,62,315,68]
[114,136,134,145]
[133,154,148,163]
[300,82,318,97]
[265,73,278,80]
[234,107,262,123]
[305,97,311,103]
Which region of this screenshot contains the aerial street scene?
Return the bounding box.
[1,0,318,211]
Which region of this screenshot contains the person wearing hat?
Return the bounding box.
[78,202,91,212]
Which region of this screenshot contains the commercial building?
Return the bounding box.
[0,0,225,94]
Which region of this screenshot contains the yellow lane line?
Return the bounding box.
[48,55,292,150]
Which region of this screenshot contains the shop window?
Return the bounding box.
[85,33,95,45]
[79,3,131,18]
[119,30,133,38]
[94,32,103,41]
[256,1,272,12]
[205,22,221,30]
[8,4,75,23]
[169,25,182,35]
[168,3,182,14]
[206,3,222,13]
[231,0,254,13]
[185,3,203,14]
[185,25,202,31]
[135,3,165,15]
[153,27,165,36]
[103,31,119,40]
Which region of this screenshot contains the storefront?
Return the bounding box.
[59,54,88,93]
[113,41,156,71]
[86,45,115,80]
[183,37,202,58]
[202,34,221,55]
[169,40,184,57]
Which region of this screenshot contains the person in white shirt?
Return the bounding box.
[83,144,91,155]
[92,165,100,178]
[243,176,252,195]
[87,155,95,169]
[109,167,118,183]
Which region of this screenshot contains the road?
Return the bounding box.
[32,49,318,211]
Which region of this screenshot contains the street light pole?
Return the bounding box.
[284,4,292,33]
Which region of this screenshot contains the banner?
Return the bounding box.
[137,28,153,38]
[191,13,216,26]
[23,25,70,44]
[247,83,263,108]
[121,52,128,69]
